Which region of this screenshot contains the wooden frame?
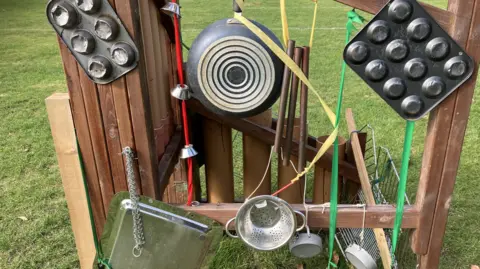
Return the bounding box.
[52,0,479,268]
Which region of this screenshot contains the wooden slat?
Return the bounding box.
[278,119,304,203]
[334,0,454,30]
[346,109,392,269]
[243,110,272,196]
[178,203,419,229]
[46,93,95,269]
[417,0,480,267]
[57,42,105,234]
[78,70,115,212]
[115,0,159,198]
[188,100,360,182]
[157,129,183,200]
[411,0,476,256]
[204,119,235,203]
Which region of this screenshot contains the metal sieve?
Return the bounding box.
[225,195,305,251]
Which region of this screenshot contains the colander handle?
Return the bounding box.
[294,210,306,232]
[225,217,239,238]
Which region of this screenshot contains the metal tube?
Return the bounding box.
[283,47,303,166]
[298,46,310,177]
[274,40,296,153]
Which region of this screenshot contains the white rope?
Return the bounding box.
[246,146,275,200]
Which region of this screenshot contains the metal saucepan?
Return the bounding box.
[289,232,323,258]
[225,195,306,251]
[186,0,284,117]
[345,243,378,269]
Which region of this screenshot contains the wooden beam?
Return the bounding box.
[346,108,392,269]
[411,0,477,256]
[177,203,419,229]
[334,0,454,31]
[188,100,360,182]
[46,93,95,269]
[417,0,480,267]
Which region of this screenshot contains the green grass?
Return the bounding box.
[0,0,478,268]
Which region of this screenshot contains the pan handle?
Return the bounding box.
[233,0,243,13]
[294,210,306,232]
[225,217,239,238]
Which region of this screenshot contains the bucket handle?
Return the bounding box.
[225,217,239,238]
[294,210,306,232]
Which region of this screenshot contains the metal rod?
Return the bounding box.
[282,47,303,166]
[274,40,296,153]
[298,46,310,178]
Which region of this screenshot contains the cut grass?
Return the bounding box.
[0,0,478,268]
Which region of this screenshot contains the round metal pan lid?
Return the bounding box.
[345,244,377,269]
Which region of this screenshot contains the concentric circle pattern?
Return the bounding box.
[197,36,275,114]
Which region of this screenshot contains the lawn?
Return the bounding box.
[0,0,478,268]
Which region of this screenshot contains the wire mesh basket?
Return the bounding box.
[336,124,414,269]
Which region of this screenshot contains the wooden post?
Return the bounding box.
[243,110,273,197]
[204,119,235,203]
[46,93,95,269]
[417,0,480,267]
[278,118,304,204]
[313,136,346,204]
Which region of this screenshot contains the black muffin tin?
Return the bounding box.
[344,0,474,120]
[46,0,139,84]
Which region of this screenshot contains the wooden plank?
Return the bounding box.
[115,0,159,198]
[204,119,235,203]
[278,119,304,203]
[46,93,95,269]
[78,70,115,212]
[346,108,392,269]
[334,0,454,31]
[243,110,272,197]
[178,203,419,229]
[411,0,476,255]
[418,0,480,267]
[157,129,183,200]
[57,41,105,234]
[188,99,360,182]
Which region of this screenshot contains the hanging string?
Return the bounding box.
[390,120,415,263]
[309,0,319,48]
[170,0,195,206]
[280,0,289,46]
[246,146,275,200]
[76,140,112,269]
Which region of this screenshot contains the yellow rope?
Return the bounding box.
[309,0,319,48]
[233,10,338,185]
[280,0,289,47]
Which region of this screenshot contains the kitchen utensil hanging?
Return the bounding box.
[186,0,284,117]
[289,232,323,258]
[225,195,306,251]
[46,0,139,84]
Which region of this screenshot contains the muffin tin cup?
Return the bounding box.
[47,0,139,84]
[344,0,474,120]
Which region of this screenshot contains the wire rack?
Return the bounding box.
[336,125,414,269]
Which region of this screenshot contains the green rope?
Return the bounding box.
[328,10,364,269]
[77,140,112,269]
[390,121,415,265]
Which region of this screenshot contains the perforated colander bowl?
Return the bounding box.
[226,195,305,251]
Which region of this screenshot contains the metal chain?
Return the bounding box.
[122,147,146,258]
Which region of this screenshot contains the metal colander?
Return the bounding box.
[226,195,305,251]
